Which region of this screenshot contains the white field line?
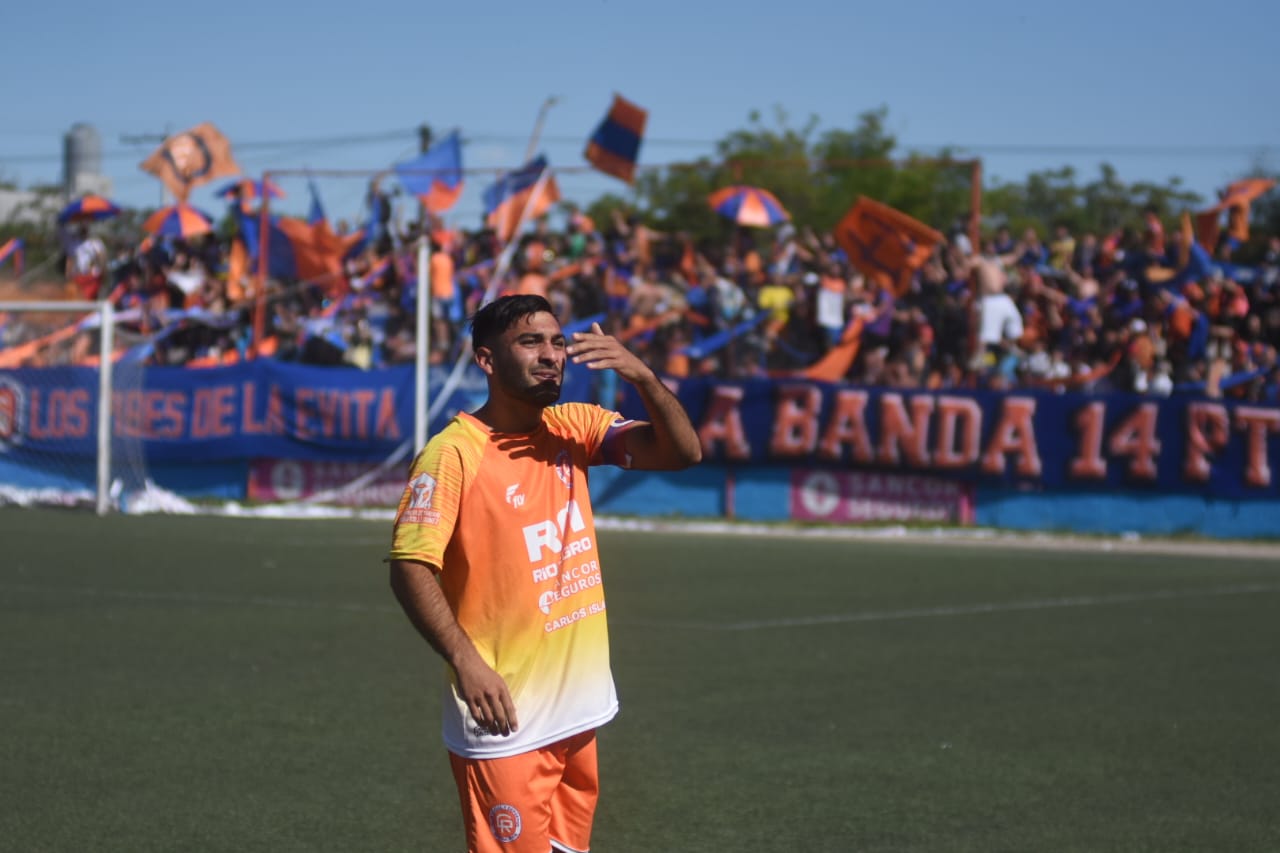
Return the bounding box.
[654,581,1280,632]
[4,581,1279,633]
[173,513,1280,561]
[594,518,1280,561]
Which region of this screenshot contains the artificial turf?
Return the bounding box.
[1,509,1277,852]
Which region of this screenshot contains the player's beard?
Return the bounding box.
[496,356,562,407]
[523,374,562,406]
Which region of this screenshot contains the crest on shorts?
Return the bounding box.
[407,472,436,509]
[488,803,522,842]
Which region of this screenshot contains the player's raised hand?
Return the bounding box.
[566,322,654,385]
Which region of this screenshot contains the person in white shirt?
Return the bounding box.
[59,223,106,280]
[974,260,1024,365]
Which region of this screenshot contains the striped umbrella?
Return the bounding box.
[708,185,790,228]
[142,203,214,238]
[57,194,122,224]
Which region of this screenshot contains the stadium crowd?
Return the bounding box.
[5,197,1280,404]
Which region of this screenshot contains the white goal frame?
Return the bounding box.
[1,300,114,515]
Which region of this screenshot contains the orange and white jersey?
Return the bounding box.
[390,403,638,758]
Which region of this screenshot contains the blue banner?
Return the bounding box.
[4,365,1279,500]
[618,377,1280,501]
[0,361,596,464]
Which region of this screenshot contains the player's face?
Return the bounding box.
[482,311,566,406]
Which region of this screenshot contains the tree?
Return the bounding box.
[619,106,1205,250]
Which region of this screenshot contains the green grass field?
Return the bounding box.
[2,509,1278,853]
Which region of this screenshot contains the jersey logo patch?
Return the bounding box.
[488,804,522,842]
[406,473,436,510]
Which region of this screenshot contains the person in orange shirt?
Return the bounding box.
[389,294,701,853]
[430,238,458,355]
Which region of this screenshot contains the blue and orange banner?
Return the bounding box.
[834,197,943,296]
[619,377,1280,500]
[0,361,595,464]
[584,94,647,183]
[2,362,1278,501]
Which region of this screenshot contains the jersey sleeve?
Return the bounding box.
[552,402,644,468]
[388,437,467,571]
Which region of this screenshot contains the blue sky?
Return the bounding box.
[4,0,1278,227]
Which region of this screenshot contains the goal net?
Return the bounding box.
[0,300,158,514]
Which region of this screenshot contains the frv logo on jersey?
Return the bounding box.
[522,500,589,563]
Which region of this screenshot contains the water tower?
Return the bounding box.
[62,123,112,200]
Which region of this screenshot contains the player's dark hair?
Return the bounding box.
[469,295,555,350]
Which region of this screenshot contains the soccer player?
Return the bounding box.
[389,294,701,853]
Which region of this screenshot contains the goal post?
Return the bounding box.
[0,300,115,515]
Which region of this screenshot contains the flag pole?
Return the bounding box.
[252,171,272,358]
[423,168,554,432]
[484,169,553,306]
[524,96,559,163]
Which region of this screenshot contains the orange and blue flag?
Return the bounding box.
[834,197,943,297]
[584,94,647,183]
[0,238,24,276]
[140,122,241,202]
[235,208,362,287]
[394,131,465,213]
[483,156,561,242]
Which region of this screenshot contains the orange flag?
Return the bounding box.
[1194,209,1222,253]
[797,315,865,383]
[1194,177,1276,249]
[140,122,242,202]
[833,197,943,297]
[1219,177,1276,209]
[275,218,364,287]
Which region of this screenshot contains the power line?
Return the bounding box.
[3,127,1278,167]
[0,128,420,164]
